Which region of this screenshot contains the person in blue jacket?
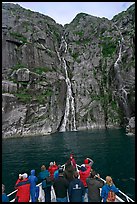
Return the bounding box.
[68,171,85,202]
[35,186,39,202]
[28,169,38,202]
[39,165,50,181]
[54,164,61,180]
[2,184,9,202]
[101,176,119,202]
[38,165,51,202]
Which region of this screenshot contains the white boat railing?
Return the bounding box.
[75,164,134,202]
[7,164,134,202]
[98,177,134,202]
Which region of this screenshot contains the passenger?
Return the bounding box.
[64,160,75,183]
[69,153,76,169]
[15,173,30,202]
[86,170,104,202]
[48,161,58,180]
[35,186,39,202]
[84,157,94,168]
[14,174,23,201]
[28,169,38,202]
[79,164,91,201]
[68,171,85,202]
[2,184,9,202]
[53,168,69,202]
[38,165,51,202]
[101,176,119,202]
[54,164,61,179]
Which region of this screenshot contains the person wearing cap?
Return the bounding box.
[79,164,91,187]
[2,184,9,202]
[84,158,94,167]
[48,161,58,180]
[86,170,104,202]
[53,168,69,202]
[14,174,23,201]
[79,163,91,201]
[28,169,38,202]
[14,173,30,202]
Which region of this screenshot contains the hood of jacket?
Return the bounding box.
[31,169,35,176]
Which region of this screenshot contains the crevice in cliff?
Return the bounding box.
[6,39,23,46]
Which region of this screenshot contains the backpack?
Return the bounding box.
[42,177,53,189]
[107,190,116,202]
[46,176,53,185]
[42,179,47,189]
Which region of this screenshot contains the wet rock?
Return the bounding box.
[2,3,135,137]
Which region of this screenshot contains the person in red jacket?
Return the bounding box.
[79,164,91,187]
[84,157,94,168]
[48,161,58,180]
[69,153,76,169]
[15,173,30,202]
[79,164,91,201]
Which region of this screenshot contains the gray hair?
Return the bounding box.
[2,184,5,193]
[50,162,53,166]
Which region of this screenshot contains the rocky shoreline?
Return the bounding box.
[3,125,129,139]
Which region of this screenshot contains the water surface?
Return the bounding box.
[2,128,135,200]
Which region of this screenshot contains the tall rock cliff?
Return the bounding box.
[2,3,135,137]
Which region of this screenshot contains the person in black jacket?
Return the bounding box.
[53,168,69,202]
[64,161,75,183]
[68,171,85,202]
[86,170,104,202]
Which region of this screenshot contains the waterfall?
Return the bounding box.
[113,25,130,117]
[57,36,76,132]
[121,87,128,103]
[114,42,123,86]
[114,24,124,87]
[119,87,130,117]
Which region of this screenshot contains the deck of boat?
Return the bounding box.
[8,164,134,202]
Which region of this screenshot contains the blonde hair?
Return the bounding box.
[106,176,113,186]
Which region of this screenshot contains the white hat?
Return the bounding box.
[22,173,28,179]
[81,164,85,167]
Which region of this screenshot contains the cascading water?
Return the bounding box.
[114,40,123,86]
[57,36,76,132]
[113,25,130,117]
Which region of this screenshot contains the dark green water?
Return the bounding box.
[2,128,135,200]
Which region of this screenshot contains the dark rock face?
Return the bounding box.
[2,3,135,137]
